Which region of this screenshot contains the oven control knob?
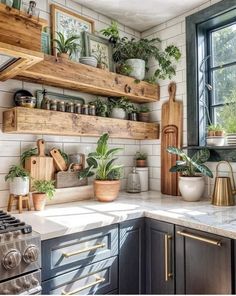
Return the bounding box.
[2,249,21,270]
[31,277,39,286]
[23,245,39,264]
[12,283,21,294]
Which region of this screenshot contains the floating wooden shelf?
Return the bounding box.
[16,55,160,103]
[3,107,160,140]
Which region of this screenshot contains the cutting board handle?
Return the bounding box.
[37,139,45,157]
[168,82,176,102]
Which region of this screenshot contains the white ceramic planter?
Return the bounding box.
[111,108,126,119]
[206,136,225,146]
[9,177,29,196]
[136,167,149,191]
[179,176,205,202]
[126,59,145,80]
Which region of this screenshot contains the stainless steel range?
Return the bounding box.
[0,210,41,295]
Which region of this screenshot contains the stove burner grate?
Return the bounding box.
[0,211,32,234]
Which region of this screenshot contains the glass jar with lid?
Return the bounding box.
[82,104,89,115]
[57,101,65,112]
[50,99,57,111]
[89,105,96,116]
[66,102,74,113]
[74,103,82,114]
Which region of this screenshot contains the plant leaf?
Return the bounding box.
[96,133,109,155]
[191,148,210,164]
[87,156,98,168]
[169,165,189,173]
[191,163,213,178]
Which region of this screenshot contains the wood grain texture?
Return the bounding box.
[50,148,67,171]
[25,139,55,189]
[0,42,43,81]
[0,3,47,51]
[161,82,183,196]
[3,107,159,140]
[16,55,160,103]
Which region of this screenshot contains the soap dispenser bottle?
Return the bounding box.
[127,167,141,193]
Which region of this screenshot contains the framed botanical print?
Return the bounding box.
[51,4,94,61]
[82,32,114,72]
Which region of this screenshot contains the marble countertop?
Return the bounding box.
[15,191,236,240]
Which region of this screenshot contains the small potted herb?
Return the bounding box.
[89,98,108,117]
[5,165,30,196]
[53,32,80,60]
[135,152,148,167]
[78,133,123,202]
[32,180,55,211]
[108,97,135,120]
[167,147,213,201]
[206,124,225,146]
[138,106,150,122]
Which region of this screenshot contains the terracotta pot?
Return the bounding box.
[138,112,150,122]
[136,159,147,167]
[32,193,46,211]
[94,180,120,202]
[215,130,224,136]
[57,53,69,60]
[208,131,215,137]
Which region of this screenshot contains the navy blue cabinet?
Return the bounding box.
[119,218,145,294]
[146,218,175,294]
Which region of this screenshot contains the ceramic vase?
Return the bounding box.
[179,176,205,202]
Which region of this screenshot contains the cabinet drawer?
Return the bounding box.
[42,224,118,280]
[42,256,118,295]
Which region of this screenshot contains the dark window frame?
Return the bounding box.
[186,0,236,161]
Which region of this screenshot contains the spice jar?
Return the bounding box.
[89,105,96,116]
[66,102,74,113]
[82,104,89,115]
[50,99,57,111]
[44,99,51,110]
[74,103,81,114]
[57,101,65,112]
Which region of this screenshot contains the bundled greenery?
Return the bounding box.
[5,165,29,181]
[89,98,109,117]
[32,180,55,200]
[101,22,181,80]
[116,63,133,76]
[78,133,123,180]
[135,151,147,160]
[167,147,213,178]
[20,148,37,166]
[54,32,80,57]
[139,106,150,113]
[207,124,224,132]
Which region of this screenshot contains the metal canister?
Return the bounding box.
[82,104,89,115]
[57,101,65,112]
[66,102,74,113]
[50,99,57,111]
[89,105,96,116]
[74,103,81,114]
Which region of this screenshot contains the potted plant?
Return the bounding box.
[138,106,150,122]
[5,165,30,195]
[32,180,55,211]
[108,97,134,120]
[53,32,80,60]
[101,22,181,81]
[135,152,148,167]
[89,98,108,117]
[167,147,213,201]
[78,133,123,202]
[206,124,225,146]
[92,44,108,70]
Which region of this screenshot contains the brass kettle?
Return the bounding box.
[212,161,236,206]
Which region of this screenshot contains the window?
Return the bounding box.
[208,23,236,125]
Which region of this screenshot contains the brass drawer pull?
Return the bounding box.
[63,243,106,258]
[61,276,105,295]
[177,231,222,246]
[164,234,173,282]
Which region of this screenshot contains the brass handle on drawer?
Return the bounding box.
[164,234,173,282]
[177,231,222,246]
[61,276,105,295]
[63,243,106,258]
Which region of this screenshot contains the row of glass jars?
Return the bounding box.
[43,100,96,115]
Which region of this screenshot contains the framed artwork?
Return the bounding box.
[82,32,114,72]
[51,4,94,62]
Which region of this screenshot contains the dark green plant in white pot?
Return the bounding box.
[5,165,30,196]
[78,133,123,202]
[108,97,135,120]
[167,147,213,201]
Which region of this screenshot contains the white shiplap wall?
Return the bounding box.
[0,0,141,209]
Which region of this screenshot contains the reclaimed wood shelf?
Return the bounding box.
[16,55,160,103]
[3,107,160,140]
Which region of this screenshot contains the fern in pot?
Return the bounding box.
[5,165,30,196]
[53,32,80,60]
[32,180,55,211]
[167,147,213,201]
[78,133,123,202]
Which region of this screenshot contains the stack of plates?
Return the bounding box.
[206,136,225,146]
[79,56,97,68]
[226,134,236,145]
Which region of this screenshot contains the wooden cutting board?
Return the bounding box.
[25,139,55,189]
[50,148,67,171]
[161,82,183,196]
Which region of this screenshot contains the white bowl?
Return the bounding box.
[206,136,225,146]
